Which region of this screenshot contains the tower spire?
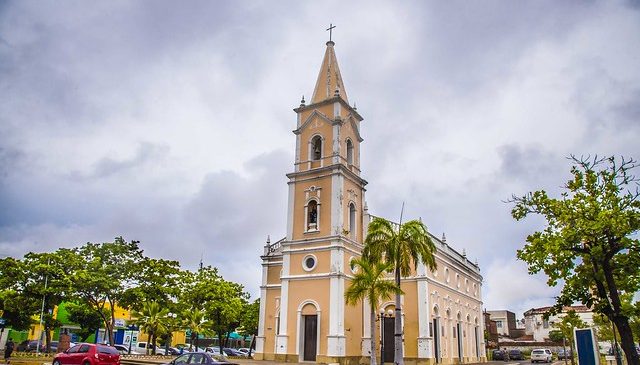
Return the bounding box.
[311,36,349,104]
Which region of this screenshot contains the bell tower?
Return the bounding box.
[287,39,366,243]
[256,38,369,363]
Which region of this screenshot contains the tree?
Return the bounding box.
[238,299,260,357]
[0,252,71,352]
[511,155,640,365]
[180,309,210,351]
[363,217,437,365]
[345,258,403,365]
[68,237,144,345]
[119,257,182,312]
[65,302,107,342]
[552,310,587,365]
[131,301,169,354]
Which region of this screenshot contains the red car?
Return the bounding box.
[53,343,120,365]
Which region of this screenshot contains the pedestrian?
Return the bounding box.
[4,338,15,364]
[503,347,510,362]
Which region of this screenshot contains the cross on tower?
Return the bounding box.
[326,23,336,42]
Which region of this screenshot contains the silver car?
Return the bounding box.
[531,348,553,363]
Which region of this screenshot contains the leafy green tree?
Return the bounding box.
[511,155,640,365]
[205,280,248,353]
[0,252,71,352]
[363,217,437,365]
[120,257,182,312]
[238,299,260,357]
[345,258,403,365]
[65,302,107,341]
[68,237,144,345]
[180,309,210,351]
[131,301,169,354]
[552,311,587,365]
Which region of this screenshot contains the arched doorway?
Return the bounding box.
[381,306,395,363]
[298,302,319,362]
[432,306,441,364]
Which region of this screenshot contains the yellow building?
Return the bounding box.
[255,39,486,365]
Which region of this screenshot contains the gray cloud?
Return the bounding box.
[1,1,639,311]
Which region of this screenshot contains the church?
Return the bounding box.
[255,37,486,365]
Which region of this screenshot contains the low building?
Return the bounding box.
[486,310,518,337]
[523,305,594,342]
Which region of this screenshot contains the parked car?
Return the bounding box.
[52,343,120,365]
[131,342,166,355]
[492,349,504,360]
[112,345,129,355]
[164,353,237,365]
[18,340,46,352]
[509,349,524,360]
[531,348,553,363]
[558,348,573,359]
[205,347,221,355]
[236,348,250,356]
[221,348,244,357]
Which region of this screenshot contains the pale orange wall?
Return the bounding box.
[267,265,282,285]
[289,249,331,276]
[401,281,419,358]
[340,121,361,168]
[286,279,331,356]
[263,287,280,354]
[342,178,364,242]
[343,279,364,356]
[292,179,333,239]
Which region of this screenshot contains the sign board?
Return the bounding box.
[114,318,126,328]
[575,328,600,365]
[123,330,139,348]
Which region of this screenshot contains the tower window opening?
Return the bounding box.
[346,139,354,165]
[349,203,356,239]
[307,200,318,230]
[312,136,322,161]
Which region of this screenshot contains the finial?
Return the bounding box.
[300,95,306,107]
[266,235,271,244]
[462,249,467,257]
[326,23,336,43]
[353,102,357,111]
[364,201,368,211]
[474,258,479,266]
[442,233,447,243]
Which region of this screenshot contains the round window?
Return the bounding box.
[349,256,358,274]
[303,254,317,271]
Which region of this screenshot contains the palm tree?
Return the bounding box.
[131,301,169,354]
[363,217,437,365]
[181,309,209,351]
[345,258,403,365]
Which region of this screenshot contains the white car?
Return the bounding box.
[131,342,165,355]
[531,348,553,363]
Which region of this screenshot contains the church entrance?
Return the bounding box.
[433,318,441,363]
[382,317,395,363]
[303,315,317,361]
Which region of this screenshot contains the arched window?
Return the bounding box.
[346,139,354,164]
[312,136,322,161]
[307,200,318,230]
[349,203,356,239]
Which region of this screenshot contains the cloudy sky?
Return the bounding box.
[1,1,639,318]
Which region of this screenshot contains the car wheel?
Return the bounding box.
[53,360,61,365]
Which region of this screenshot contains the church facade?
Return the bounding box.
[255,40,486,365]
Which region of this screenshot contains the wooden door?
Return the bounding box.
[383,317,395,363]
[303,315,317,361]
[433,319,440,363]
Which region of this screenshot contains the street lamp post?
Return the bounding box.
[127,325,138,355]
[377,309,394,364]
[165,313,177,355]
